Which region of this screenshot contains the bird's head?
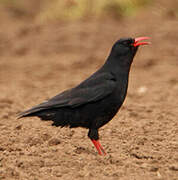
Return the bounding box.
[109,37,150,67]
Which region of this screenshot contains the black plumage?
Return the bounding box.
[19,37,150,155]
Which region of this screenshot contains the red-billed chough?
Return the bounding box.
[18,37,150,155]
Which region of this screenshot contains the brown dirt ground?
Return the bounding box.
[0,1,178,180]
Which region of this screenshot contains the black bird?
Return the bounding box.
[19,37,150,155]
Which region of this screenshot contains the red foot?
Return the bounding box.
[91,139,106,155]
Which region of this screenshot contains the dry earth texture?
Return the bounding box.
[0,1,178,180]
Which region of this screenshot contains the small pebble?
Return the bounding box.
[137,86,147,94]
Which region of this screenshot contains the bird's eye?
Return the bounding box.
[122,40,132,46]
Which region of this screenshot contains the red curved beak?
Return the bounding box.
[133,37,151,47]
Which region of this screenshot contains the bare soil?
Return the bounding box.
[0,2,178,180]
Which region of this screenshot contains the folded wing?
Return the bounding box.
[18,72,116,118]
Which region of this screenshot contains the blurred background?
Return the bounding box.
[0,0,178,180]
[0,0,177,91]
[0,0,177,101]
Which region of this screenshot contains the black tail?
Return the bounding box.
[18,105,48,119]
[18,108,72,127]
[18,108,55,119]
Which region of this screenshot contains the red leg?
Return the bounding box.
[91,139,106,155]
[97,140,106,155]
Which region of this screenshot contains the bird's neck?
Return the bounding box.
[102,55,132,77]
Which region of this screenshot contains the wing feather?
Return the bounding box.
[18,72,116,118]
